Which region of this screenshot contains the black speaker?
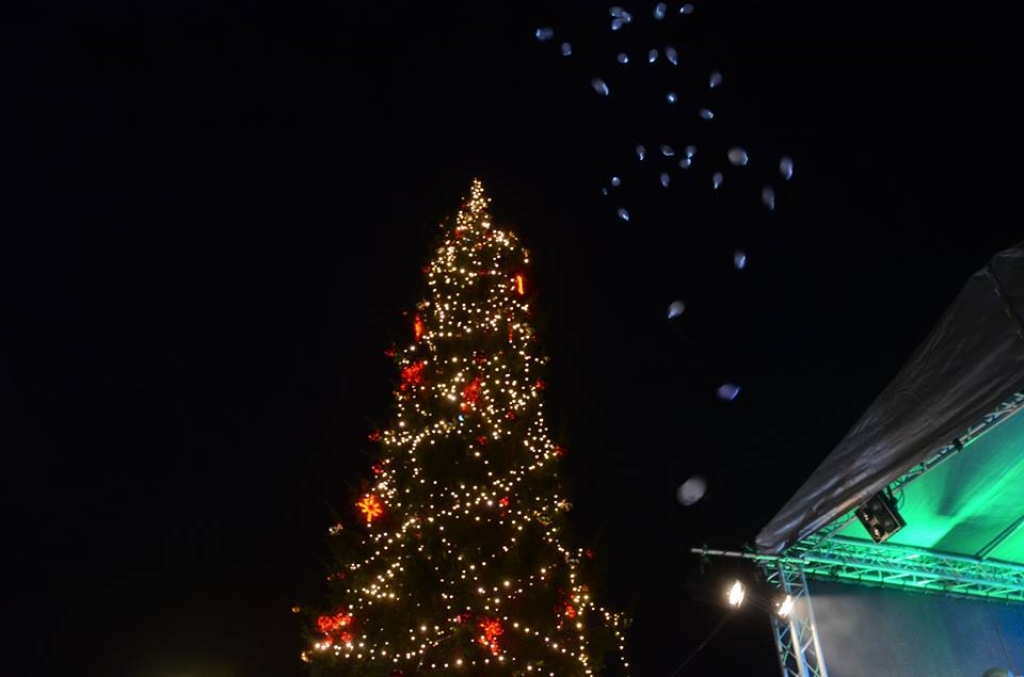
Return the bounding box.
[856,490,906,544]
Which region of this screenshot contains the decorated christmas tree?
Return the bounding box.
[303,180,630,676]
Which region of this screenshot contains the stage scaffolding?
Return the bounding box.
[690,391,1024,677]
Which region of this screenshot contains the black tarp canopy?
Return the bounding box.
[756,241,1024,555]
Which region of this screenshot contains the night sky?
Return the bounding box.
[6,1,1022,675]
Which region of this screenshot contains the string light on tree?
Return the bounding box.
[303,180,630,676]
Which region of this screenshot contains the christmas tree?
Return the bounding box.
[303,180,630,676]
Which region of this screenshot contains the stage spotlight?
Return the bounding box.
[727,580,745,608]
[856,489,905,544]
[776,594,795,618]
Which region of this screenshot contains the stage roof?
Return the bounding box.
[756,241,1024,559]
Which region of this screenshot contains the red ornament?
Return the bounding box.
[475,434,489,446]
[553,445,566,458]
[368,430,381,442]
[413,314,424,341]
[534,379,546,391]
[317,611,354,643]
[371,463,384,476]
[461,376,481,411]
[473,351,488,365]
[498,495,510,518]
[384,346,396,358]
[478,617,503,656]
[357,494,384,524]
[564,604,577,619]
[585,548,595,560]
[400,361,425,393]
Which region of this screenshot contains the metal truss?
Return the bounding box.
[788,535,1024,602]
[693,536,1024,677]
[891,390,1024,494]
[764,563,830,677]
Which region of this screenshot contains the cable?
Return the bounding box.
[667,612,733,677]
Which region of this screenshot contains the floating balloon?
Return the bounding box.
[648,49,658,64]
[617,52,630,65]
[677,475,707,506]
[666,91,677,104]
[660,144,675,157]
[636,144,646,161]
[679,3,695,14]
[678,157,692,169]
[611,17,627,31]
[617,207,630,221]
[654,2,667,19]
[592,78,610,96]
[779,156,794,181]
[709,70,723,88]
[665,45,679,65]
[660,172,671,188]
[762,185,776,210]
[667,300,686,318]
[699,108,714,120]
[684,145,697,158]
[610,6,626,17]
[534,27,555,41]
[727,147,749,166]
[561,42,573,56]
[716,383,741,401]
[712,171,723,189]
[734,250,747,270]
[611,175,622,187]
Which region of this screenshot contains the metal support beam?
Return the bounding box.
[764,563,829,677]
[790,535,1024,601]
[692,538,1024,603]
[891,390,1024,495]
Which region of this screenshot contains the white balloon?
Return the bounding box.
[677,476,708,506]
[727,147,749,166]
[667,300,686,319]
[716,383,741,401]
[779,156,794,181]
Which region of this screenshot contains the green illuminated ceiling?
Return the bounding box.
[838,408,1024,564]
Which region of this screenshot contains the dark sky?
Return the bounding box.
[5,1,1022,675]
